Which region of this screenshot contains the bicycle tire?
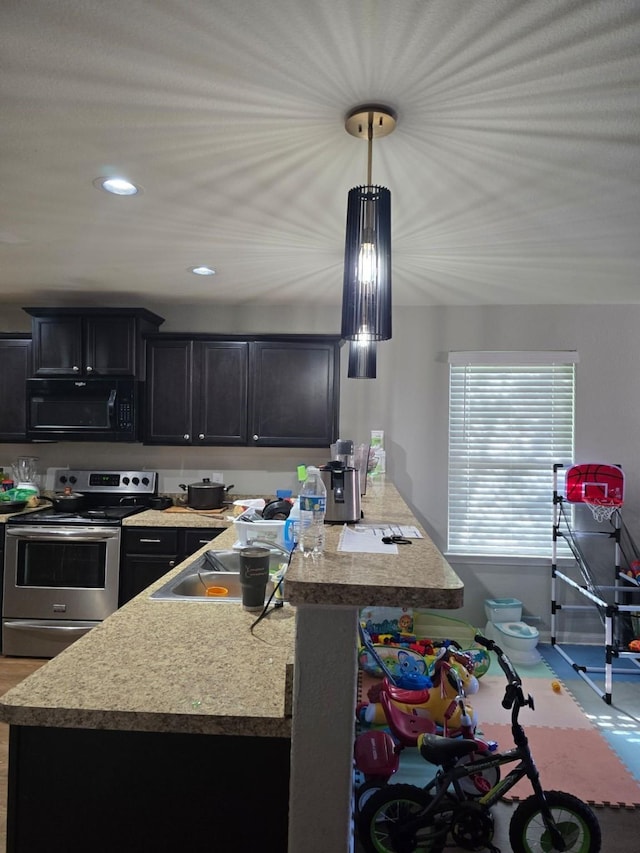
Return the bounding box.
[509,789,601,852]
[355,780,386,816]
[357,783,446,853]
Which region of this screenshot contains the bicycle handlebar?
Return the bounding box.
[474,633,525,710]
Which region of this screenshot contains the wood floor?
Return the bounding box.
[0,657,47,852]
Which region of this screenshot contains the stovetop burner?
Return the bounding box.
[16,505,147,526]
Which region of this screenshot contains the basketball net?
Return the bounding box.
[583,497,621,523]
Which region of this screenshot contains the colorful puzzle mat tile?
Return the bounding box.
[478,722,640,807]
[553,676,640,784]
[539,643,640,683]
[472,675,594,730]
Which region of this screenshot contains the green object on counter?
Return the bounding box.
[0,486,38,502]
[297,465,307,482]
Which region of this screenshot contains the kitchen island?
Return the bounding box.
[0,479,463,852]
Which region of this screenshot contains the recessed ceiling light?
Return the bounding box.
[93,177,141,196]
[189,266,216,276]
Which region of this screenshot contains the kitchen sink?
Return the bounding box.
[149,549,287,602]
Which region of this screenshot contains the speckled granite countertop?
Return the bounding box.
[123,507,234,528]
[0,521,296,737]
[0,479,462,737]
[284,478,463,609]
[0,502,234,527]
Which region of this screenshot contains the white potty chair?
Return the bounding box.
[484,598,540,665]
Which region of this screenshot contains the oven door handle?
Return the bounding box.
[4,621,95,634]
[5,528,120,541]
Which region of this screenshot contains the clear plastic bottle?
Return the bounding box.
[298,466,327,557]
[283,497,300,551]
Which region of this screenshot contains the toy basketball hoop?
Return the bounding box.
[582,496,622,523]
[565,463,624,523]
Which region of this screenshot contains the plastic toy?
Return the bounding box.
[357,633,601,853]
[358,624,431,690]
[361,652,479,733]
[623,560,640,581]
[353,667,494,814]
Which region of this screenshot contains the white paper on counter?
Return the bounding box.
[360,524,423,539]
[337,525,399,554]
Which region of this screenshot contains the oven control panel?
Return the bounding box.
[54,469,158,495]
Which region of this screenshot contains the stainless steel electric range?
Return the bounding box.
[3,469,157,658]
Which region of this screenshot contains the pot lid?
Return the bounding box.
[187,478,222,489]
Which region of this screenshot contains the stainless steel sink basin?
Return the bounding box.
[149,549,287,602]
[169,569,244,599]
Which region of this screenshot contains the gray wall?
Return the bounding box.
[338,304,640,642]
[4,301,639,641]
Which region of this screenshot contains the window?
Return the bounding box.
[448,351,576,557]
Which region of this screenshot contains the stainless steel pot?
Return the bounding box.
[178,479,234,510]
[51,490,86,513]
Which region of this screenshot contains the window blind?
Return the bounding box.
[448,353,576,557]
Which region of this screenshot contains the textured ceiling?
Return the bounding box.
[1,0,639,309]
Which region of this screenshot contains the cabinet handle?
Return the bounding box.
[198,433,205,440]
[72,365,80,372]
[86,365,93,373]
[253,434,259,441]
[140,538,161,543]
[169,560,175,567]
[183,434,190,440]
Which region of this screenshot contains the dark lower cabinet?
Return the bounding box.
[0,336,31,442]
[119,526,225,605]
[7,725,290,852]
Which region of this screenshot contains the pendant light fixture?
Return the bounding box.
[341,104,397,347]
[347,338,377,379]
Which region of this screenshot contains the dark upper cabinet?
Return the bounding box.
[24,307,164,378]
[144,335,339,447]
[249,340,339,447]
[0,335,31,442]
[196,340,249,443]
[145,338,248,445]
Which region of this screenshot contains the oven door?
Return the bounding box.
[3,525,121,622]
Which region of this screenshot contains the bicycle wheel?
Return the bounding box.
[509,789,601,852]
[357,784,447,853]
[355,780,386,816]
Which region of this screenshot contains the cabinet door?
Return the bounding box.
[0,337,31,441]
[31,316,83,376]
[119,554,178,605]
[145,340,194,444]
[181,527,225,559]
[193,341,248,444]
[249,341,339,446]
[85,316,136,376]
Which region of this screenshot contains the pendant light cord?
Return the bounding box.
[367,111,373,185]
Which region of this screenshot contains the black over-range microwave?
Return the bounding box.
[26,378,139,442]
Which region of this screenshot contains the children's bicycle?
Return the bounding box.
[357,634,601,852]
